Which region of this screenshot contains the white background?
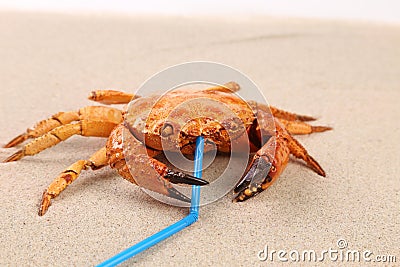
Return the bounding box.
[0,0,399,23]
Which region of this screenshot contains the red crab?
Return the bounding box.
[3,82,331,215]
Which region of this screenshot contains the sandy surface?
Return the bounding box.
[0,12,399,266]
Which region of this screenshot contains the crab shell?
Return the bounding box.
[124,89,262,154]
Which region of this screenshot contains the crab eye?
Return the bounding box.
[161,123,174,137]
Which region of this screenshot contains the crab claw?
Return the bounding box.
[233,156,273,202]
[164,170,209,186]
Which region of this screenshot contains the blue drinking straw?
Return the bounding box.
[97,136,205,267]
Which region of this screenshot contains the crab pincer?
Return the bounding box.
[234,118,326,202]
[164,170,208,186]
[233,133,280,202]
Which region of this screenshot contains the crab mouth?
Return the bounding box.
[179,136,217,151]
[178,117,247,144]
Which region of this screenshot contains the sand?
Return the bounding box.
[0,12,399,266]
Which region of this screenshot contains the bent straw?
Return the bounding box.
[97,136,205,267]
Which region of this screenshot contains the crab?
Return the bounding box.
[3,82,331,216]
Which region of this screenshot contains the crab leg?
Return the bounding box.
[39,147,108,216]
[3,111,80,148]
[88,90,138,104]
[248,102,331,136]
[3,120,118,162]
[107,125,208,203]
[270,106,317,121]
[283,128,326,176]
[279,118,332,135]
[3,106,123,148]
[234,113,326,201]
